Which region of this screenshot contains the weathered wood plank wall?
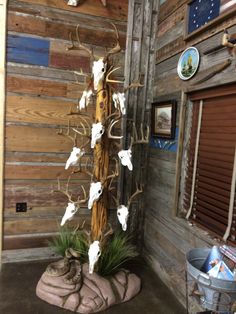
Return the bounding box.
[143,0,236,311]
[4,0,127,250]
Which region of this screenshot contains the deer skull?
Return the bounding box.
[92,59,106,90]
[65,147,85,170]
[118,149,133,171]
[67,0,79,6]
[88,240,101,274]
[112,92,126,115]
[61,202,78,226]
[117,205,129,231]
[78,90,93,110]
[91,122,105,148]
[88,182,103,209]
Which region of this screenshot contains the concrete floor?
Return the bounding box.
[0,259,185,314]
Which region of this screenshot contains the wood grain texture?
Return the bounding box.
[6,94,92,126]
[8,12,127,49]
[17,0,128,21]
[0,0,8,263]
[5,125,91,153]
[158,0,188,23]
[7,34,50,66]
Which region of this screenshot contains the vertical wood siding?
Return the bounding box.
[143,0,236,311]
[4,0,127,250]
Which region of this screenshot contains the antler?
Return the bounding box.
[72,115,91,138]
[104,23,121,61]
[108,119,123,139]
[67,25,94,60]
[73,156,94,179]
[53,176,88,206]
[106,66,124,84]
[129,122,150,150]
[57,120,77,146]
[124,81,144,92]
[127,183,143,209]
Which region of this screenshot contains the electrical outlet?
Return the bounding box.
[16,202,27,212]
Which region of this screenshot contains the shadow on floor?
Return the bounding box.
[0,259,185,314]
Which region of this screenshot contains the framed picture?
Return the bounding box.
[151,100,176,139]
[177,46,200,80]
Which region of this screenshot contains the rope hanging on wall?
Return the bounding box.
[186,99,203,220]
[223,145,236,241]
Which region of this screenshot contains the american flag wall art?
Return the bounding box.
[187,0,236,34]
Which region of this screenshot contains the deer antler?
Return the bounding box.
[127,183,143,209]
[67,25,94,60]
[104,23,121,61]
[108,119,123,139]
[73,156,94,179]
[57,120,77,146]
[53,176,88,206]
[124,81,144,92]
[105,66,124,84]
[129,122,150,150]
[72,115,91,138]
[73,220,86,235]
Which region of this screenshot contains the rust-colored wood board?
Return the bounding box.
[4,180,90,208]
[7,75,67,98]
[8,0,127,32]
[8,12,127,49]
[157,4,186,38]
[49,51,90,72]
[158,0,188,24]
[17,0,128,21]
[5,125,90,153]
[7,75,84,99]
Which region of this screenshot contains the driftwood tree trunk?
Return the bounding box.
[91,79,112,240]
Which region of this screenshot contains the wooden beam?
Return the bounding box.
[172,91,187,216]
[0,0,8,265]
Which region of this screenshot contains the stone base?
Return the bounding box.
[36,262,141,313]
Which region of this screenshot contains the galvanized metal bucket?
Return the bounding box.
[186,248,236,311]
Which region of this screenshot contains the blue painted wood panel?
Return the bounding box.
[150,127,179,152]
[7,35,50,67]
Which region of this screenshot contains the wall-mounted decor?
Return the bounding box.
[186,0,220,35]
[177,47,200,80]
[151,100,176,139]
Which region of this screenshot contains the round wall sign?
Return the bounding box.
[177,47,200,80]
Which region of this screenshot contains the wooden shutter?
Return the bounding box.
[183,93,236,242]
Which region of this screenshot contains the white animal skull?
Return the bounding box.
[78,90,93,110]
[88,182,103,209]
[92,59,106,90]
[67,0,79,6]
[65,147,85,170]
[117,205,129,231]
[112,92,126,115]
[88,240,101,274]
[91,122,105,148]
[61,202,78,226]
[118,149,133,171]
